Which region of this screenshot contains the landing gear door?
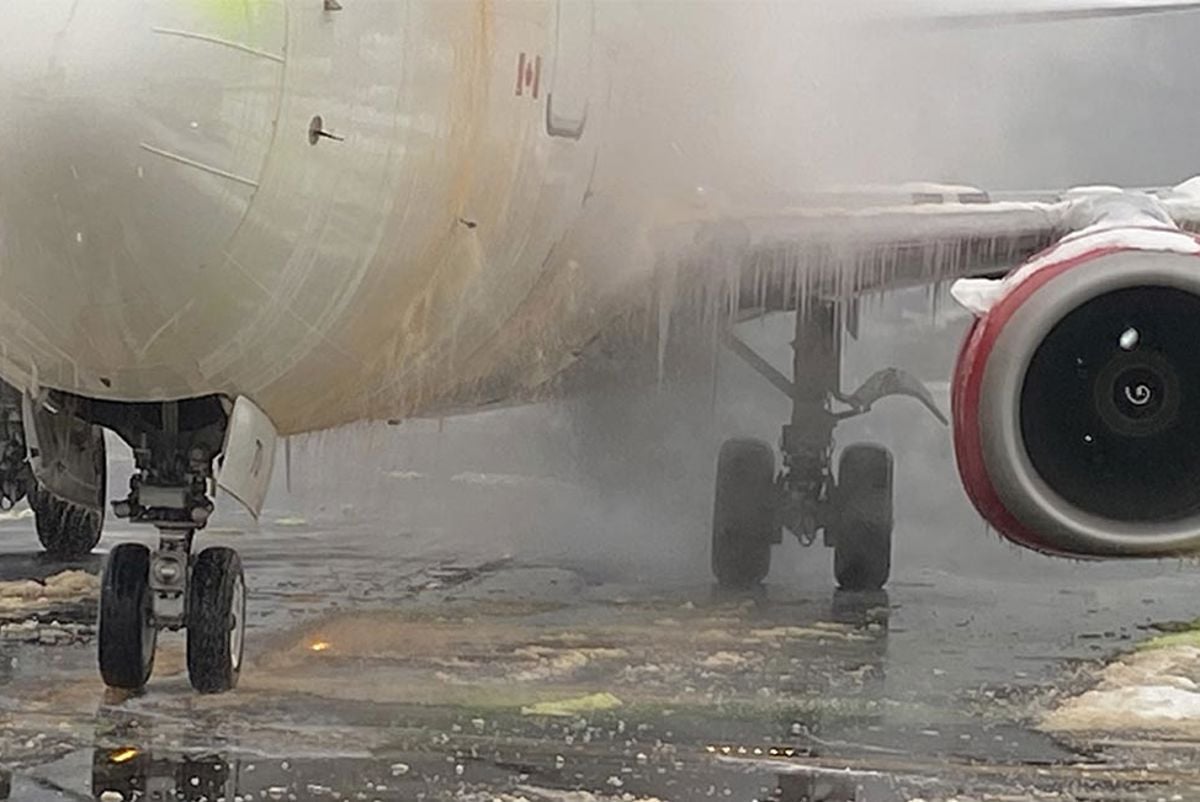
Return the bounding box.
[21,392,104,510]
[217,396,277,519]
[546,0,593,140]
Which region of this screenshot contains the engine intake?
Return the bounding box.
[953,245,1200,557]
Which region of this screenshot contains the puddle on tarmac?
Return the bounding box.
[47,744,899,802]
[27,738,1189,802]
[235,587,893,713]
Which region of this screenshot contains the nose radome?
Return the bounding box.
[0,1,285,390]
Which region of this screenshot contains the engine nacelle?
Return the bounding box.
[952,232,1200,557]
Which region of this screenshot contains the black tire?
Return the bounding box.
[711,438,778,589]
[32,490,104,558]
[831,444,894,592]
[187,547,246,694]
[32,431,106,558]
[98,543,156,689]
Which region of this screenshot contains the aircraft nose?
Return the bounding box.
[0,1,285,386]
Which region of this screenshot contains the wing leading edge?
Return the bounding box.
[887,0,1200,26]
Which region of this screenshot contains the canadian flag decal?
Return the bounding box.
[516,52,542,99]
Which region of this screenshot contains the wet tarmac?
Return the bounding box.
[4,307,1200,802]
[2,472,1200,802]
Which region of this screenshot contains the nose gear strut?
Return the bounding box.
[69,395,249,694]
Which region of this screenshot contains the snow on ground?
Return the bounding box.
[0,570,97,615]
[1042,642,1200,734]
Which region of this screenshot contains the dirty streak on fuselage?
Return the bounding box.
[0,0,631,434]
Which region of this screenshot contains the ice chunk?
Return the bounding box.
[949,278,1006,317]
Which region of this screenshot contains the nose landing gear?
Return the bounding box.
[86,396,249,693]
[98,537,247,694]
[711,300,942,592]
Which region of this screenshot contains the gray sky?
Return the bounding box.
[607,3,1200,206]
[831,10,1200,190]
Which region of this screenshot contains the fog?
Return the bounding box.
[238,4,1200,591]
[604,2,1200,196]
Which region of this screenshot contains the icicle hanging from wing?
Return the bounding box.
[650,178,1200,314]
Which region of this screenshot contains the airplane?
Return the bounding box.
[2,0,1200,695]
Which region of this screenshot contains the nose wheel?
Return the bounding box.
[186,547,246,694]
[98,544,157,689]
[99,537,248,696]
[99,543,247,693]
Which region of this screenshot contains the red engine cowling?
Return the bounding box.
[952,231,1200,557]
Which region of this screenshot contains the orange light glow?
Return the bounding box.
[109,747,139,764]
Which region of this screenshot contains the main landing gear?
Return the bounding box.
[711,300,945,592]
[0,382,107,559]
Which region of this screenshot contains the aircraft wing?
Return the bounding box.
[651,179,1200,313]
[652,198,1067,312]
[885,0,1200,25]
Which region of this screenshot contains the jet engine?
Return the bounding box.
[952,243,1200,557]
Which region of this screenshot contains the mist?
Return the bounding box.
[237,3,1200,591]
[600,2,1200,197]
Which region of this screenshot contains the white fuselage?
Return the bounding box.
[0,1,833,435]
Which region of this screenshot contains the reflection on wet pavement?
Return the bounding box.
[2,466,1200,800]
[776,772,861,802]
[92,748,235,802]
[84,745,882,802]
